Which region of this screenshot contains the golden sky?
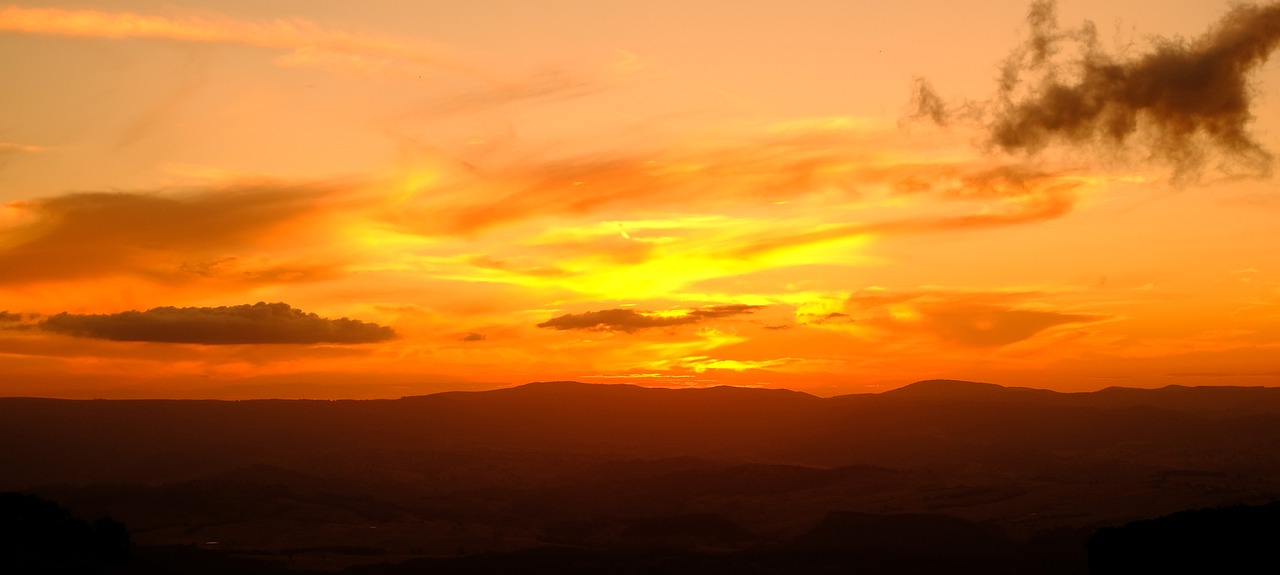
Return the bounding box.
[2,0,1279,398]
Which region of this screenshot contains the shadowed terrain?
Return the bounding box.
[4,380,1280,573]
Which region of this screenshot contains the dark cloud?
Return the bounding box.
[461,332,486,342]
[909,79,950,126]
[0,184,342,285]
[537,304,763,333]
[0,311,38,328]
[923,0,1280,177]
[39,302,394,345]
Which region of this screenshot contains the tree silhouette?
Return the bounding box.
[0,492,129,573]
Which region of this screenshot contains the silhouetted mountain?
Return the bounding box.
[1089,501,1280,574]
[0,492,129,573]
[4,380,1280,573]
[788,510,1011,555]
[878,379,1053,400]
[5,380,1280,487]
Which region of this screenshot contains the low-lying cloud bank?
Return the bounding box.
[39,302,394,344]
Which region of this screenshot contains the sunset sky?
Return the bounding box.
[2,0,1279,398]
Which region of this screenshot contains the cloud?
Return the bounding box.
[0,142,45,154]
[730,162,1083,259]
[39,302,394,344]
[832,289,1103,347]
[392,123,1092,244]
[461,332,486,342]
[0,311,38,329]
[924,0,1280,177]
[537,304,763,333]
[0,183,343,285]
[0,5,478,79]
[420,68,604,117]
[468,255,572,278]
[389,123,884,237]
[920,305,1097,347]
[0,141,46,171]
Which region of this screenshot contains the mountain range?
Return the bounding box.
[4,379,1279,573]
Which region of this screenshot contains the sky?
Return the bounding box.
[2,0,1280,398]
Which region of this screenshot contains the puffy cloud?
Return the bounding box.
[920,0,1280,177]
[39,302,394,345]
[537,304,763,333]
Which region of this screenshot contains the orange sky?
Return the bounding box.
[2,0,1279,398]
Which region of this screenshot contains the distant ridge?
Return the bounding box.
[6,378,1280,489]
[882,379,1058,399]
[405,380,820,401]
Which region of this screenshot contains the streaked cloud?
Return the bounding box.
[538,305,763,333]
[0,5,478,78]
[0,142,46,154]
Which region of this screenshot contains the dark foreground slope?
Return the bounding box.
[2,380,1280,573]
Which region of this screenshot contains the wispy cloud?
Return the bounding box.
[0,141,47,170]
[538,304,763,333]
[0,5,480,79]
[0,141,46,154]
[388,125,1097,243]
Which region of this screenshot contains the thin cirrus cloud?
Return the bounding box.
[0,5,478,78]
[391,128,1095,244]
[725,162,1085,261]
[0,141,46,170]
[39,302,394,345]
[0,141,45,155]
[916,0,1280,177]
[386,123,881,237]
[538,305,764,333]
